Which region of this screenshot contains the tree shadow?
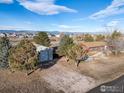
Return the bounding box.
[27,54,61,75]
[39,54,61,69]
[40,59,59,69]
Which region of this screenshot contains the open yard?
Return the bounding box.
[78,41,106,47]
[0,53,124,93]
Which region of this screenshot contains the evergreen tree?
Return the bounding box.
[0,34,11,69]
[58,35,74,56]
[66,44,84,61]
[9,39,38,71]
[84,34,94,42]
[111,30,121,39]
[33,32,50,47]
[95,34,105,41]
[58,35,86,66]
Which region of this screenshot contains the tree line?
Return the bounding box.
[0,31,123,70]
[58,30,124,66]
[0,32,50,71]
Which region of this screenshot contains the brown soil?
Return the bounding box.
[0,70,63,93]
[0,54,124,93]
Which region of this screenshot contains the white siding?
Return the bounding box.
[34,44,53,62]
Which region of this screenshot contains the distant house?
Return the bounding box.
[0,33,6,37]
[55,34,60,38]
[34,44,53,63]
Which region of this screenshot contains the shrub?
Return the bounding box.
[9,39,38,71]
[84,34,94,42]
[95,34,105,41]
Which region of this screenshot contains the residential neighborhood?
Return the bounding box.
[0,0,124,93]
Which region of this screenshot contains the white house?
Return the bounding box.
[0,33,6,37]
[55,34,60,38]
[34,44,53,63]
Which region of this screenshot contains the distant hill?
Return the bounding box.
[0,30,106,35]
[0,30,17,33]
[0,30,37,34]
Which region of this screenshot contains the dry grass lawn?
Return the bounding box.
[0,54,124,93]
[79,41,106,47]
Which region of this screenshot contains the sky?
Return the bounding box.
[0,0,124,32]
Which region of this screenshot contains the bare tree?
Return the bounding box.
[106,30,124,55]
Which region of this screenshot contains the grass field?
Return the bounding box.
[0,53,124,93]
[78,41,106,47]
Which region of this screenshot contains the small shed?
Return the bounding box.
[34,44,53,63]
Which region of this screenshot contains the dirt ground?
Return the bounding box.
[0,54,124,93]
[0,70,61,93]
[78,41,106,47]
[59,54,124,81]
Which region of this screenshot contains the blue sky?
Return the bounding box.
[0,0,124,32]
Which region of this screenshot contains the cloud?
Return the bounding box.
[0,25,31,30]
[74,17,88,21]
[18,0,77,15]
[57,24,81,32]
[106,20,119,27]
[58,25,80,28]
[0,0,13,4]
[0,0,77,15]
[0,25,18,30]
[24,21,32,25]
[90,0,124,19]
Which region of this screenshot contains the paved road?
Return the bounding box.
[87,75,124,93]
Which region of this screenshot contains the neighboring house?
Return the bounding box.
[34,44,53,63]
[55,34,60,38]
[0,33,6,37]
